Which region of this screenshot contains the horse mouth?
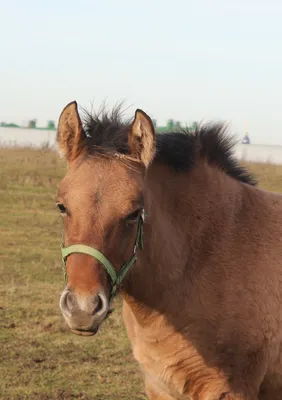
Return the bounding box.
[70,326,99,336]
[68,308,114,337]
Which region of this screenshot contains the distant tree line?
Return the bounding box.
[153,119,197,133]
[0,122,20,128]
[0,120,56,130]
[1,118,197,133]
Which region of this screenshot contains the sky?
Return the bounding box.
[1,0,282,145]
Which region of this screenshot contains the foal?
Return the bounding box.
[57,101,282,400]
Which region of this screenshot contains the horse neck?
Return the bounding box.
[121,161,242,319]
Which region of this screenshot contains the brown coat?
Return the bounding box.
[57,101,282,399]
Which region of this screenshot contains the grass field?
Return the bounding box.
[1,147,282,400]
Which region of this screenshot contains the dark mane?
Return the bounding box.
[155,124,257,185]
[82,104,131,154]
[81,106,256,186]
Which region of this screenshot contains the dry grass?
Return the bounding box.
[1,147,282,399]
[0,148,145,400]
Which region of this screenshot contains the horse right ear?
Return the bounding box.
[57,101,86,162]
[128,109,156,168]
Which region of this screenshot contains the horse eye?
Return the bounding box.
[126,209,140,222]
[56,203,67,214]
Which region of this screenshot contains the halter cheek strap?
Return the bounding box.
[61,210,145,301]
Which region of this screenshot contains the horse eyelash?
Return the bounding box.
[126,209,140,221]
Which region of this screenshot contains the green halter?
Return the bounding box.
[61,210,145,300]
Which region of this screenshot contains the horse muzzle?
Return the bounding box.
[59,288,109,336]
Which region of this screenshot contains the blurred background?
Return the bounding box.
[1,0,282,150]
[1,1,282,399]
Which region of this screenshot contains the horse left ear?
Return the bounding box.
[57,101,86,162]
[128,109,156,168]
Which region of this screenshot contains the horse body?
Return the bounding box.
[56,101,282,399]
[121,162,282,399]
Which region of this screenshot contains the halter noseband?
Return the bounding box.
[61,209,145,300]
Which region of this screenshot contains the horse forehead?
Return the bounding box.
[59,159,141,199]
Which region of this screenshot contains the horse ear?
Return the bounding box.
[128,109,156,168]
[57,101,86,162]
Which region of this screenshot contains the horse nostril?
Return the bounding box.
[60,289,108,318]
[66,291,77,312]
[92,294,106,315]
[95,295,103,313]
